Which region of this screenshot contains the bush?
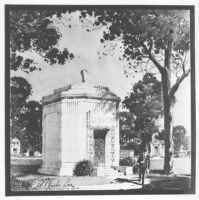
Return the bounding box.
[119,157,136,166]
[73,160,95,176]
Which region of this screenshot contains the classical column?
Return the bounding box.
[87,127,94,161]
[110,127,115,166]
[86,111,94,161]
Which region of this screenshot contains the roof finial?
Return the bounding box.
[80,69,88,83]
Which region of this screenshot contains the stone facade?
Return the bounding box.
[38,82,120,176]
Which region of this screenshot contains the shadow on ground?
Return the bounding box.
[144,175,191,191]
[115,174,191,193]
[115,178,141,186]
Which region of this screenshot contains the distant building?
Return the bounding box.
[10,138,21,156]
[119,103,129,112]
[150,136,164,157]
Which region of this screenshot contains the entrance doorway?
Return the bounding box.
[94,129,108,167]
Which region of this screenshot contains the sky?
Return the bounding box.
[12,11,191,135]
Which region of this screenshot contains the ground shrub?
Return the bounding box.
[119,157,136,166]
[73,160,95,176]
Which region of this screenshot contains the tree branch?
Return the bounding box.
[33,48,46,59]
[148,38,153,53]
[88,25,104,31]
[141,43,164,73]
[148,52,165,73]
[169,69,190,98]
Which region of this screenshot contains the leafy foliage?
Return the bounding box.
[10,76,32,137]
[119,111,136,149]
[79,8,190,173]
[10,76,42,153]
[19,101,42,153]
[173,125,186,156]
[10,10,74,72]
[122,73,162,151]
[80,9,190,69]
[73,160,95,177]
[155,125,188,156]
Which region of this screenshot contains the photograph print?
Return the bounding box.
[5,5,196,195]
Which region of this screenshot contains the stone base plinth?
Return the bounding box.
[97,167,105,176]
[38,163,75,176]
[38,165,61,176]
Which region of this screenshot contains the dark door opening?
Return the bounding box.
[94,129,107,167]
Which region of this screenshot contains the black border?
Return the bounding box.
[5,4,196,196]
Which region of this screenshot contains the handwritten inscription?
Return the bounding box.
[30,177,79,191]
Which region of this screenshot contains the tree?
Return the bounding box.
[121,73,163,152]
[173,125,186,156]
[9,9,75,152]
[10,10,74,73]
[79,9,190,173]
[10,77,42,153]
[19,101,42,154]
[10,76,32,138]
[119,111,148,154]
[119,111,136,149]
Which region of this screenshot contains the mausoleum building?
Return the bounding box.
[39,71,120,176]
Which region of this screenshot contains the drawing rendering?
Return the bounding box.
[5,5,195,195]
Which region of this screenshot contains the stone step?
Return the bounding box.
[104,169,118,173]
[104,168,120,177]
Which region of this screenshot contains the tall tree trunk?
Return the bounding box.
[161,70,172,174]
[162,33,173,174]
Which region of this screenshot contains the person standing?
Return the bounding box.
[137,150,149,186]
